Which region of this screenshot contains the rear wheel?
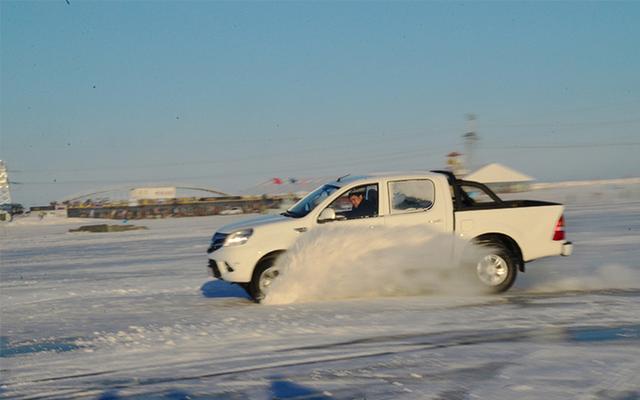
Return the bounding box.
[248,255,281,302]
[472,241,517,293]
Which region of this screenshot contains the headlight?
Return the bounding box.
[223,228,253,247]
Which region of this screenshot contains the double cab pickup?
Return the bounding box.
[207,171,573,302]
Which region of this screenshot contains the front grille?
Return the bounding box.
[207,232,228,254]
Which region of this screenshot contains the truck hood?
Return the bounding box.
[218,214,296,233]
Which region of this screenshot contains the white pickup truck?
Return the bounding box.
[207,171,573,302]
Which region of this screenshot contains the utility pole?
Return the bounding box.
[463,114,479,174]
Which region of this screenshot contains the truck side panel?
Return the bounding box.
[454,204,566,261]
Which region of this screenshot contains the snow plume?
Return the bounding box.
[263,224,489,305]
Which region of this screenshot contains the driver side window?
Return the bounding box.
[326,184,379,221]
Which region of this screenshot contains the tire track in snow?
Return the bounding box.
[5,323,638,399]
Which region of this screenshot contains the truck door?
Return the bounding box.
[384,179,448,232]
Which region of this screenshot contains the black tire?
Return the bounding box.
[247,255,281,303]
[470,240,517,293]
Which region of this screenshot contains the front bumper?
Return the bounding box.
[561,241,573,256]
[208,258,252,282]
[207,246,257,283]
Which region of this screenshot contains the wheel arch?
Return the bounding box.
[472,233,525,272]
[254,250,286,270]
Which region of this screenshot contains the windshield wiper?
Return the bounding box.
[281,210,300,218]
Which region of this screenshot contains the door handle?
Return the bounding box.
[428,219,442,224]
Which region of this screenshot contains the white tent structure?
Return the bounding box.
[464,163,534,193]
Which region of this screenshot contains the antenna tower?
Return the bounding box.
[0,160,12,205]
[463,114,479,173]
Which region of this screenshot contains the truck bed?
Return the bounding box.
[456,199,561,211]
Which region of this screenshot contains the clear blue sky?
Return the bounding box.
[1,1,639,206]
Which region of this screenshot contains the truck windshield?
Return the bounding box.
[283,184,340,218]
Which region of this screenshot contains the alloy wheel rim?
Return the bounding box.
[259,266,280,295]
[476,254,509,286]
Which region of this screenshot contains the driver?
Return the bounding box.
[344,189,376,219]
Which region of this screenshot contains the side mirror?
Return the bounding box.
[318,208,337,223]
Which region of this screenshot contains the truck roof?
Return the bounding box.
[328,171,444,186]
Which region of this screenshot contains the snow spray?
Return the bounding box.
[262,224,490,305]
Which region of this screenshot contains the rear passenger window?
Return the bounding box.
[388,180,435,214]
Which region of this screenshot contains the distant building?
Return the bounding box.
[130,187,177,201]
[66,195,285,219]
[464,163,534,193]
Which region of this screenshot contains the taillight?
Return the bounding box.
[553,215,566,241]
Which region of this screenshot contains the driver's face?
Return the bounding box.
[349,194,363,209]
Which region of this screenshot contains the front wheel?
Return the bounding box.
[247,256,281,302]
[472,241,517,293]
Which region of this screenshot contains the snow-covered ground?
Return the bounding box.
[1,183,639,399]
